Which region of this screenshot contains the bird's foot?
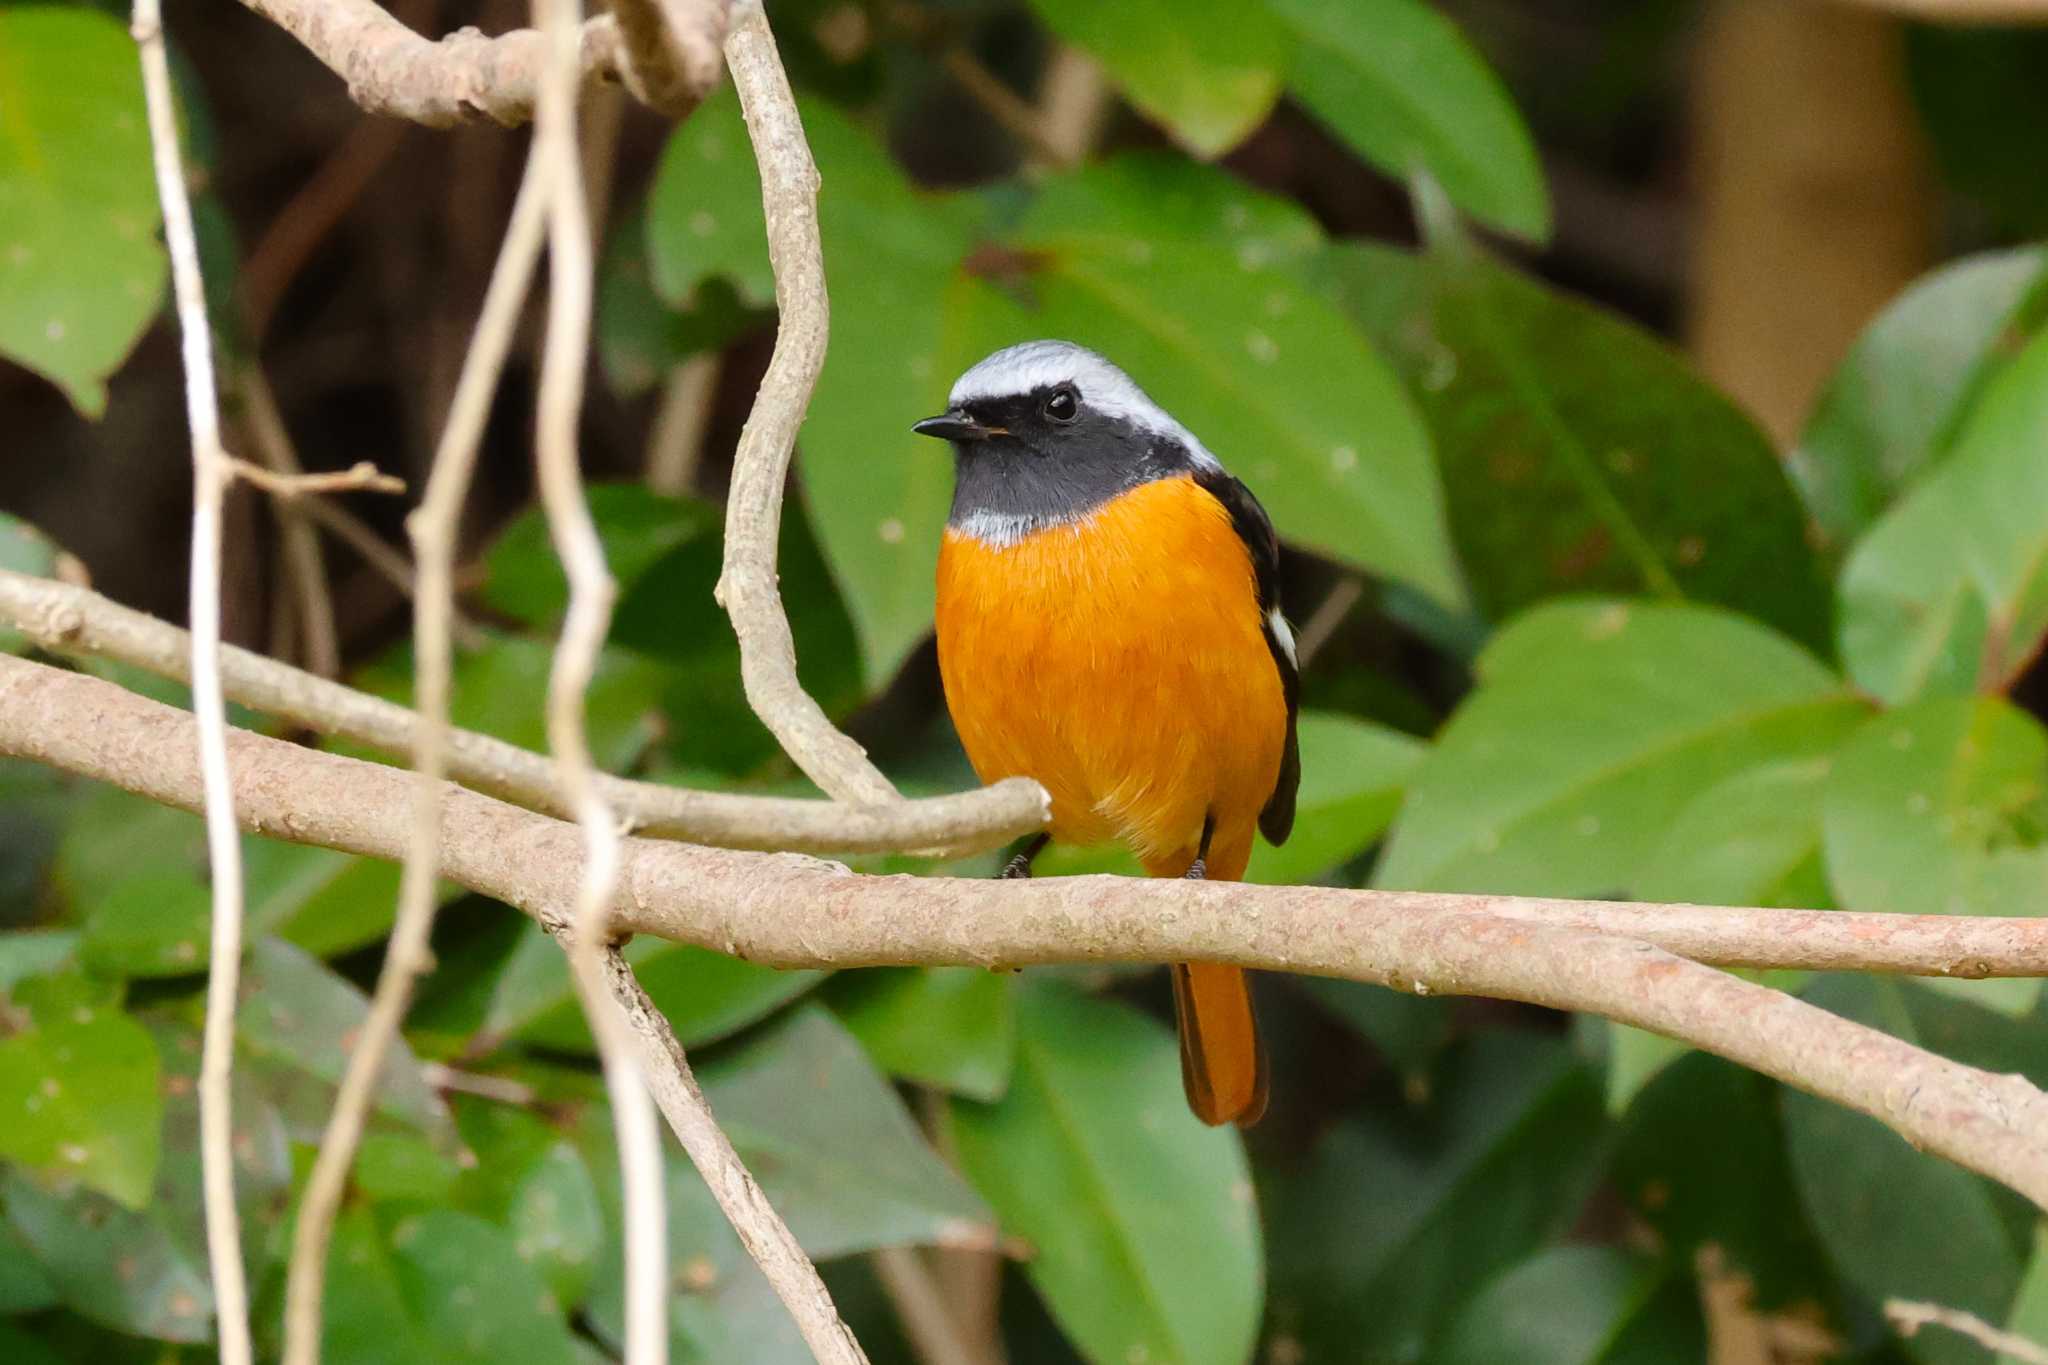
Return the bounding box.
[999,852,1035,880]
[1183,858,1207,880]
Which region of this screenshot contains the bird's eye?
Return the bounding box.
[1042,386,1079,423]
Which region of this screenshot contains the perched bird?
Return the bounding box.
[915,340,1300,1127]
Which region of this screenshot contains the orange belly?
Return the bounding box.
[934,474,1287,879]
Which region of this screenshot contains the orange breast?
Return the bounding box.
[934,474,1287,878]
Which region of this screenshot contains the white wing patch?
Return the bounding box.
[1267,608,1298,666]
[949,340,1225,473]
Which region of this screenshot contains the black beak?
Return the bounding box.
[912,410,994,442]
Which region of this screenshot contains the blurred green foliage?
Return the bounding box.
[5,0,2048,1361]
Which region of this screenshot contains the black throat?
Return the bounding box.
[945,396,1198,544]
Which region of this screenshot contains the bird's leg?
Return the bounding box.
[999,832,1049,880]
[1183,815,1216,880]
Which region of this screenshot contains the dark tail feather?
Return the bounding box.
[1169,962,1267,1127]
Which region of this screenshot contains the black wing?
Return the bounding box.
[1193,467,1300,846]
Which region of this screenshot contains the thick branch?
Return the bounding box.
[235,0,624,126]
[8,653,2048,1211]
[0,571,1047,856]
[606,0,727,117]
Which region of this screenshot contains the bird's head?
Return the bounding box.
[913,340,1221,545]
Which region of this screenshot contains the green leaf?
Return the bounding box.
[1293,978,1453,1085]
[0,1006,160,1206]
[3,1171,212,1343]
[1612,1052,1830,1308]
[1378,600,1865,894]
[354,1132,461,1204]
[1248,713,1424,884]
[1331,241,1831,648]
[1838,328,2048,703]
[701,1005,993,1257]
[0,7,167,415]
[0,513,62,654]
[1025,0,1287,158]
[951,982,1260,1365]
[1267,0,1548,240]
[0,1214,56,1313]
[1004,192,1464,614]
[0,1325,63,1365]
[237,937,452,1139]
[1432,1245,1704,1364]
[645,84,776,312]
[483,921,821,1052]
[482,483,722,629]
[327,1209,581,1365]
[1604,758,1834,1107]
[0,928,79,992]
[1823,696,2048,1016]
[1265,1033,1607,1361]
[1784,977,2023,1365]
[503,1141,604,1311]
[828,967,1016,1101]
[2006,1223,2048,1365]
[1793,246,2048,550]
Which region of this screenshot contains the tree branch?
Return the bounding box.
[8,653,2048,1212]
[1887,1300,2048,1364]
[713,0,900,807]
[606,0,728,117]
[131,5,254,1360]
[0,570,1047,856]
[234,0,625,126]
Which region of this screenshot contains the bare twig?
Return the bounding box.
[940,49,1072,168]
[530,0,670,1357]
[242,115,409,340]
[1035,44,1111,168]
[715,0,898,807]
[602,949,868,1364]
[228,457,406,498]
[9,655,2048,1215]
[237,368,341,678]
[873,1247,1000,1365]
[1886,1301,2048,1364]
[234,0,625,126]
[645,353,720,495]
[1838,0,2048,19]
[606,0,728,117]
[130,4,252,1361]
[0,571,1048,855]
[1291,576,1365,669]
[420,1062,540,1107]
[279,154,555,1365]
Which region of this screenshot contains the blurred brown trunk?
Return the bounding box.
[1686,0,1934,447]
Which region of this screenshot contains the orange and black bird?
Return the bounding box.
[916,340,1301,1127]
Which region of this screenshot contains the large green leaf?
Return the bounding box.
[699,1005,993,1257]
[0,1005,159,1207]
[481,483,723,629]
[951,981,1261,1365]
[1248,713,1425,885]
[1793,246,2048,550]
[481,921,821,1053]
[0,7,166,415]
[1265,1033,1607,1360]
[1378,600,1865,894]
[1783,977,2024,1365]
[3,1172,212,1343]
[2006,1223,2048,1365]
[1822,696,2048,1016]
[0,1214,56,1314]
[1431,1245,1704,1364]
[1838,328,2048,703]
[447,1100,604,1311]
[828,966,1016,1102]
[237,937,451,1140]
[1025,0,1287,158]
[1331,240,1831,648]
[0,514,62,655]
[323,1208,581,1365]
[1267,0,1548,241]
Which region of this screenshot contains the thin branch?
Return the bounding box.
[601,948,868,1365]
[605,0,728,117]
[279,153,554,1365]
[872,1247,1000,1365]
[420,1062,539,1107]
[228,457,407,498]
[1886,1301,2048,1364]
[715,0,898,807]
[9,655,2048,1214]
[1291,576,1364,669]
[234,0,625,126]
[237,368,341,678]
[130,4,253,1361]
[241,114,408,340]
[645,353,719,495]
[0,571,1049,856]
[530,0,670,1358]
[1034,44,1111,169]
[940,49,1073,169]
[1837,0,2048,19]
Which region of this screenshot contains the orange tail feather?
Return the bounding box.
[1170,962,1267,1127]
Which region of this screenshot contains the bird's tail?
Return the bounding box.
[1169,961,1267,1127]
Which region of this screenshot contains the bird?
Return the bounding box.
[914,339,1300,1128]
